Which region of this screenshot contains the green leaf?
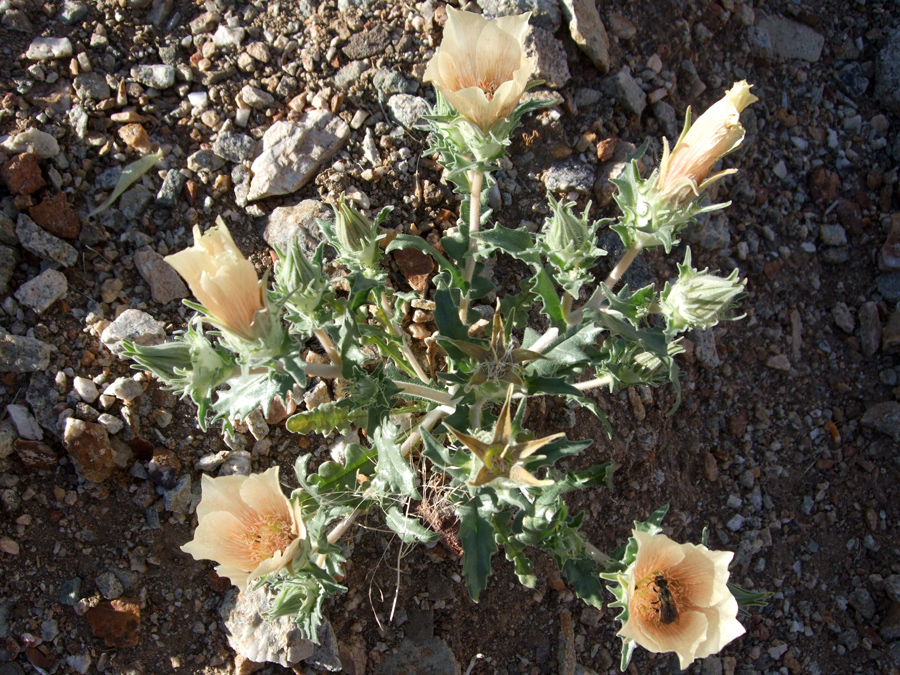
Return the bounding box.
[293,444,375,510]
[564,555,605,608]
[213,370,293,425]
[529,268,566,329]
[499,287,536,330]
[492,514,536,588]
[347,274,381,311]
[385,506,441,544]
[420,427,470,483]
[441,219,469,263]
[372,423,419,499]
[433,288,470,343]
[458,495,498,602]
[523,375,583,398]
[286,400,366,435]
[728,583,772,616]
[476,225,539,264]
[524,324,603,377]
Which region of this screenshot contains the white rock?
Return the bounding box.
[1,128,60,158]
[248,111,350,201]
[6,403,43,441]
[214,25,246,47]
[73,376,100,403]
[97,413,124,435]
[303,381,332,411]
[26,37,74,61]
[103,377,144,403]
[187,91,208,108]
[240,84,274,109]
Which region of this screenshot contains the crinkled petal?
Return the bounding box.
[669,543,722,607]
[182,510,259,570]
[239,467,292,523]
[622,608,709,670]
[475,18,526,90]
[214,564,250,589]
[195,473,254,522]
[694,594,745,660]
[247,537,303,586]
[632,529,685,581]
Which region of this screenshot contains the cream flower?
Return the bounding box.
[618,530,745,669]
[423,7,532,133]
[181,467,306,589]
[657,81,757,206]
[165,220,268,341]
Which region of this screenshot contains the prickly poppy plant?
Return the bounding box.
[125,10,766,671]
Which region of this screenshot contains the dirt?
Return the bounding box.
[1,1,899,675]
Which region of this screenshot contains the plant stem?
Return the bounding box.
[568,243,644,324]
[458,169,484,325]
[528,327,559,355]
[471,395,483,431]
[315,510,360,568]
[562,292,575,326]
[400,404,455,457]
[314,328,341,368]
[395,380,454,406]
[573,375,613,392]
[305,362,341,379]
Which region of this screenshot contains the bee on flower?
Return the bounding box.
[611,530,745,670]
[181,467,306,589]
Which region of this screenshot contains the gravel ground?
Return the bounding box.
[1,1,900,674]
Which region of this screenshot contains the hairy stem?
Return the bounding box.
[315,510,360,568]
[586,542,611,565]
[400,404,455,457]
[573,375,613,392]
[395,380,454,406]
[567,243,644,324]
[562,292,575,326]
[314,328,341,368]
[528,327,559,355]
[305,362,341,379]
[458,169,484,325]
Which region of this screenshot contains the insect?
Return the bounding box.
[652,575,679,625]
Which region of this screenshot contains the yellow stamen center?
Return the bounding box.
[242,514,295,565]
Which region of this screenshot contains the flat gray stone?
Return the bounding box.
[526,26,569,90]
[26,37,73,60]
[0,245,17,294]
[248,111,350,201]
[14,268,68,314]
[6,403,43,441]
[119,184,153,220]
[264,199,329,259]
[542,160,594,193]
[240,84,273,109]
[59,1,89,25]
[15,214,78,267]
[156,170,186,207]
[213,132,256,163]
[342,26,390,60]
[479,0,561,31]
[861,401,900,442]
[876,30,900,114]
[187,148,226,172]
[100,309,166,356]
[0,329,53,373]
[756,15,824,62]
[560,0,610,73]
[387,94,429,128]
[334,60,368,90]
[133,246,188,304]
[601,68,646,116]
[375,637,459,675]
[73,72,110,100]
[130,64,175,89]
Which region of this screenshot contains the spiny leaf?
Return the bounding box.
[372,423,419,499]
[385,506,440,544]
[458,495,498,603]
[286,400,365,435]
[564,555,605,608]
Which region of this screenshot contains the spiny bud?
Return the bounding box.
[331,194,382,270]
[274,238,326,316]
[659,248,746,334]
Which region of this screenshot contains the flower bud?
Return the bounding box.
[274,239,327,317]
[659,248,746,334]
[540,195,606,296]
[656,81,757,207]
[331,195,382,271]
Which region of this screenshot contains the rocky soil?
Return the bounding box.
[1,0,900,674]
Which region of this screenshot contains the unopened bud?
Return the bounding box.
[659,248,746,333]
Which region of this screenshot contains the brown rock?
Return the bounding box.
[29,192,81,239]
[14,439,57,469]
[393,247,433,294]
[63,418,116,482]
[859,301,882,357]
[727,408,749,437]
[133,246,188,304]
[339,634,368,675]
[883,307,900,353]
[1,152,45,195]
[879,215,900,271]
[234,655,265,675]
[118,123,152,153]
[808,168,840,202]
[86,598,141,648]
[596,137,617,162]
[702,450,719,481]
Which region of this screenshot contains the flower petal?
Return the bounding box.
[631,530,685,582]
[195,473,254,522]
[239,466,292,523]
[622,608,709,670]
[214,564,250,589]
[182,510,259,570]
[694,594,745,660]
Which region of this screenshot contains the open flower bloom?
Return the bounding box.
[181,467,306,589]
[165,220,268,342]
[423,7,532,133]
[656,81,757,207]
[618,530,745,669]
